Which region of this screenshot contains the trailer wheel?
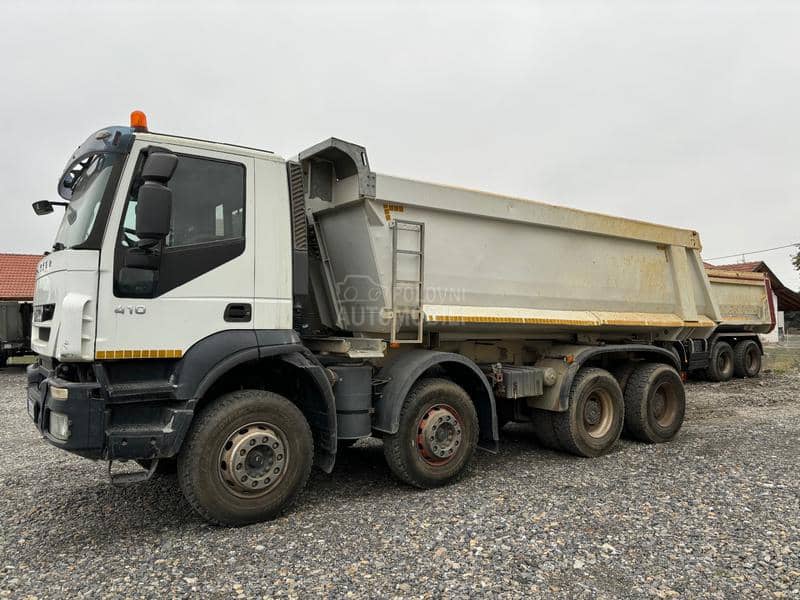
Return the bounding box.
[733,340,761,378]
[177,389,313,526]
[623,363,685,443]
[552,368,623,457]
[383,378,478,488]
[705,341,734,382]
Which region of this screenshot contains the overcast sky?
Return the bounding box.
[1,0,798,290]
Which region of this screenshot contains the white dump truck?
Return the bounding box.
[687,268,774,381]
[27,114,722,524]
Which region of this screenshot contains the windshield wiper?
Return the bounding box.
[52,242,66,252]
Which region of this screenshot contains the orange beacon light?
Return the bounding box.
[130,110,148,131]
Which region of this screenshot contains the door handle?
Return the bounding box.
[224,303,252,323]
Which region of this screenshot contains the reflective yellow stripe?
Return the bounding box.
[95,350,183,360]
[427,315,713,328]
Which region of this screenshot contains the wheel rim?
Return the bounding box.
[650,382,678,428]
[218,421,288,498]
[416,404,463,465]
[582,390,613,439]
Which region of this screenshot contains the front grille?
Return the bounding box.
[33,303,55,323]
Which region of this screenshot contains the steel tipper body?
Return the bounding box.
[27,118,716,525]
[301,140,720,343]
[681,268,775,381]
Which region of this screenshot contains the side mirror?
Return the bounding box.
[32,200,54,215]
[135,182,172,240]
[32,200,68,216]
[142,151,178,182]
[133,150,177,242]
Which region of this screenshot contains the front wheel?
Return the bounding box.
[178,389,313,526]
[383,378,478,488]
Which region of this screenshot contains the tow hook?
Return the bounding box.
[108,458,159,486]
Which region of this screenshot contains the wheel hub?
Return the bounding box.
[219,423,287,495]
[652,390,667,420]
[584,398,601,426]
[417,405,463,465]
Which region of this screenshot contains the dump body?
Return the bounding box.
[705,268,774,333]
[307,172,720,343]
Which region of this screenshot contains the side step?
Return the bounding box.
[108,459,159,486]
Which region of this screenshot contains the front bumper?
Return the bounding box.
[26,361,192,461]
[27,362,105,456]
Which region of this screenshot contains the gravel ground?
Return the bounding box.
[1,366,798,599]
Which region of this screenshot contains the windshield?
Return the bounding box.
[53,152,122,249]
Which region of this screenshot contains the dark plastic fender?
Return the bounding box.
[174,330,301,401]
[278,351,338,472]
[556,344,681,411]
[373,350,499,452]
[173,329,337,472]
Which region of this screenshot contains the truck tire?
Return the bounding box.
[705,341,734,382]
[0,352,6,368]
[531,409,562,451]
[623,363,685,443]
[177,389,313,526]
[383,378,478,489]
[552,368,624,457]
[610,362,638,395]
[733,340,761,378]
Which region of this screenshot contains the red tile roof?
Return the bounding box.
[709,261,762,272]
[0,254,42,300]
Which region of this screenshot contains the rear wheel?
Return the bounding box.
[705,341,734,382]
[733,340,761,378]
[383,378,478,488]
[552,368,624,457]
[178,389,313,526]
[623,363,685,443]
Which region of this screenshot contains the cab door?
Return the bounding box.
[95,140,256,359]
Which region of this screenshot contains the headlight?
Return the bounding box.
[49,411,70,440]
[50,387,69,400]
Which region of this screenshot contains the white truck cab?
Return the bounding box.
[32,124,293,363]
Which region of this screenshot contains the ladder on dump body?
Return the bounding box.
[390,219,425,344]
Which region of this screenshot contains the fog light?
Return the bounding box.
[50,387,69,400]
[49,411,70,440]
